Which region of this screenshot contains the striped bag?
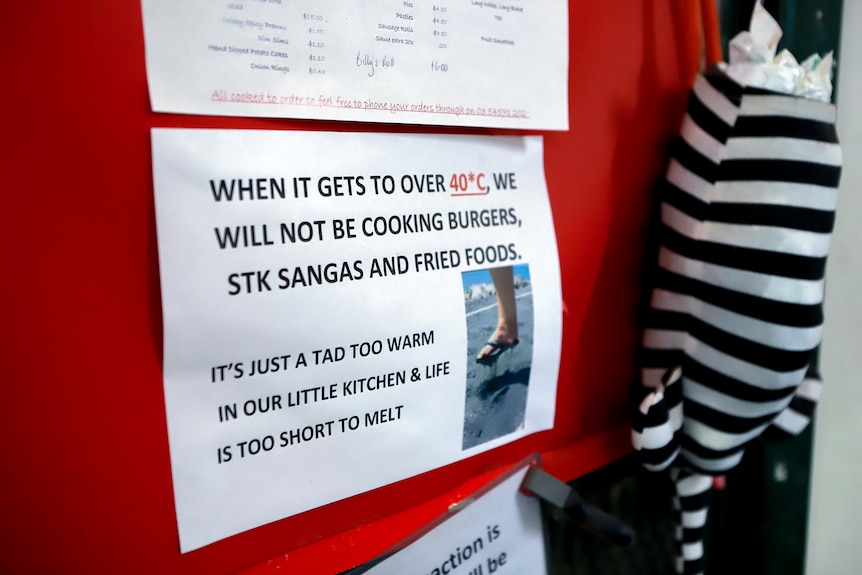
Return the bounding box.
[632,64,840,575]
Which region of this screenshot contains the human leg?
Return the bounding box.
[476,266,519,363]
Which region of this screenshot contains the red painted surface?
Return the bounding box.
[1,2,697,573]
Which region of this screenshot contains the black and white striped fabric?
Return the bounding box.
[670,467,712,575]
[631,65,840,575]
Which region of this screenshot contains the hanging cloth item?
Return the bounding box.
[631,4,840,574]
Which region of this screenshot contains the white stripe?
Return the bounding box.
[682,508,708,529]
[636,424,675,451]
[659,247,826,305]
[702,220,831,257]
[651,289,824,351]
[662,203,832,257]
[797,377,823,401]
[693,75,739,125]
[660,202,705,240]
[771,408,810,435]
[688,337,808,389]
[677,473,712,496]
[681,114,724,161]
[642,327,687,350]
[712,180,838,210]
[670,402,684,431]
[681,448,744,472]
[641,367,668,389]
[667,159,712,203]
[685,417,770,450]
[740,94,837,123]
[725,137,842,166]
[683,541,704,561]
[684,378,793,418]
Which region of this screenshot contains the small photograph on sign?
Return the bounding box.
[462,264,534,450]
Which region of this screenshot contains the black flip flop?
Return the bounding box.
[476,339,519,366]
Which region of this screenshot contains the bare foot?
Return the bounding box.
[476,325,519,364]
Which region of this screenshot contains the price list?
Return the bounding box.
[141,0,569,129]
[304,11,327,76]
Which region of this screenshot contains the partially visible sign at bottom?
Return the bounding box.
[351,463,546,575]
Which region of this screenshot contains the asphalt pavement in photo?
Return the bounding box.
[462,286,534,450]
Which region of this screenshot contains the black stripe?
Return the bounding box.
[633,396,669,430]
[708,202,835,233]
[718,159,841,188]
[655,269,824,328]
[665,377,683,405]
[685,400,782,434]
[687,317,816,372]
[684,558,706,575]
[662,181,708,220]
[660,226,828,280]
[671,138,719,183]
[733,116,839,143]
[639,348,686,369]
[742,86,784,96]
[675,468,701,481]
[703,66,744,105]
[683,526,707,543]
[633,382,656,406]
[789,396,816,417]
[679,490,710,512]
[687,94,733,144]
[685,359,800,403]
[643,308,688,331]
[761,426,794,442]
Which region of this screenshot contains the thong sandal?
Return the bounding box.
[476,339,519,366]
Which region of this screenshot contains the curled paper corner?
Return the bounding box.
[725,3,834,102]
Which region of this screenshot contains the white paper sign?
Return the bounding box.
[350,463,546,575]
[141,0,569,129]
[151,129,562,551]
